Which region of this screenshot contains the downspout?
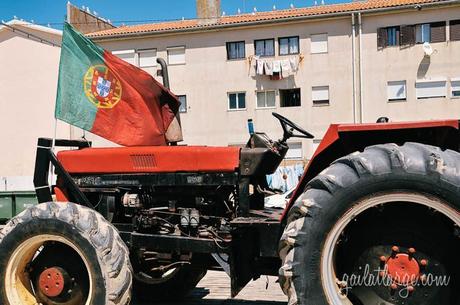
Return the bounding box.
[358,12,364,123]
[351,13,356,123]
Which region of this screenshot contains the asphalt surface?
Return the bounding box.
[132,270,287,305]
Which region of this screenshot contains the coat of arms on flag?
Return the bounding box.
[83,65,122,109]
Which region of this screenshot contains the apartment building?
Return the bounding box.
[88,0,460,161]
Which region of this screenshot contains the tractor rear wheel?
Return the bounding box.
[279,143,460,305]
[0,202,132,305]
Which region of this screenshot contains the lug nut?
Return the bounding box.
[391,246,399,258]
[390,283,398,295]
[420,259,428,267]
[379,256,387,268]
[408,285,415,295]
[408,247,416,260]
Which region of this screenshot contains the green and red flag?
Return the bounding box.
[55,23,180,146]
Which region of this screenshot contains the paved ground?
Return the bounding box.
[133,270,287,305]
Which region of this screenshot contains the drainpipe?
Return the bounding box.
[351,13,357,124]
[358,12,364,123]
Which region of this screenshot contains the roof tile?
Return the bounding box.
[87,0,446,38]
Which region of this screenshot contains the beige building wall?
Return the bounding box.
[0,22,111,189]
[98,17,355,158]
[362,7,460,122]
[95,5,460,161]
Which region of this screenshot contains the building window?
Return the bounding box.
[279,36,299,55]
[138,49,157,68]
[177,95,187,113]
[112,50,136,65]
[312,86,330,105]
[228,92,246,110]
[311,34,328,54]
[254,39,275,57]
[377,27,400,48]
[415,24,431,44]
[450,20,460,41]
[226,41,245,60]
[167,46,185,65]
[285,142,303,160]
[451,80,460,97]
[280,89,301,107]
[415,80,447,99]
[387,81,407,101]
[256,91,276,108]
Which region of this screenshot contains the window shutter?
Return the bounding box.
[450,20,460,41]
[400,25,415,45]
[430,22,446,43]
[377,27,387,48]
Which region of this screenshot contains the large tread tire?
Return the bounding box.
[0,201,132,305]
[133,264,206,301]
[279,143,460,305]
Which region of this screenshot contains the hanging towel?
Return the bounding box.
[257,59,265,75]
[249,56,258,77]
[273,60,281,73]
[281,60,291,78]
[264,61,273,75]
[290,57,299,73]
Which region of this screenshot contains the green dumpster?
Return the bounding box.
[0,193,14,221]
[14,192,38,215]
[0,191,38,222]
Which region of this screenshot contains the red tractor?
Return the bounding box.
[0,100,459,304]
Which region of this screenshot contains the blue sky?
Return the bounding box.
[0,0,348,29]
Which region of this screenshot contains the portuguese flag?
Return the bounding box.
[55,23,180,146]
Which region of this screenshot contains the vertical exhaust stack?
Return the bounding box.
[196,0,221,25]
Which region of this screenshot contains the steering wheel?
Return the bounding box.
[272,112,314,142]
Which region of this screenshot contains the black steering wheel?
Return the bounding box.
[272,112,314,142]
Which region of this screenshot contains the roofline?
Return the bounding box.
[90,0,460,41]
[0,19,62,36]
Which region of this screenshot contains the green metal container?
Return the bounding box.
[0,193,14,220]
[0,191,38,222]
[14,192,38,215]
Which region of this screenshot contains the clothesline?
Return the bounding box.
[249,54,304,79]
[267,164,304,193]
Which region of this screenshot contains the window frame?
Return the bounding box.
[280,88,301,108]
[177,95,187,113]
[415,79,447,99]
[310,33,328,54]
[137,48,157,68]
[256,90,276,109]
[227,92,247,111]
[415,23,431,44]
[279,36,300,56]
[112,49,136,65]
[387,80,407,102]
[226,41,246,60]
[167,46,186,65]
[254,38,275,57]
[284,142,303,160]
[312,85,330,106]
[451,79,460,98]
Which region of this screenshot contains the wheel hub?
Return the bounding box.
[38,267,67,298]
[384,247,420,285]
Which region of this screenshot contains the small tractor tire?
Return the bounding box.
[279,143,460,305]
[0,201,132,305]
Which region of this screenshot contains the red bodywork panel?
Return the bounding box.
[57,146,240,174]
[281,119,460,221]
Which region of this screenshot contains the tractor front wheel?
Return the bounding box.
[0,202,132,305]
[279,143,460,305]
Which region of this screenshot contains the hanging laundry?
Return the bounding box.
[289,56,299,73]
[249,56,258,77]
[256,59,265,75]
[273,60,281,73]
[281,60,291,78]
[264,61,274,76]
